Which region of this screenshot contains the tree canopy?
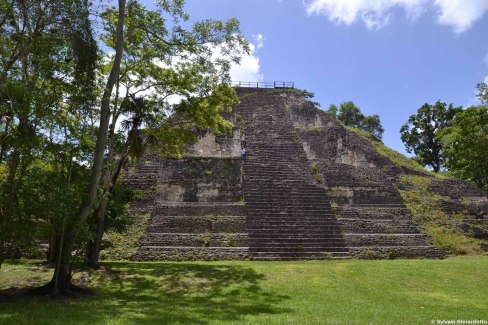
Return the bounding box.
[438,105,488,191]
[328,101,385,140]
[400,101,462,173]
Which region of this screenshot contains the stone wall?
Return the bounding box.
[157,157,242,203]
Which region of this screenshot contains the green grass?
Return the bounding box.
[1,257,488,324]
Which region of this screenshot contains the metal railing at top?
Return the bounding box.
[227,81,294,89]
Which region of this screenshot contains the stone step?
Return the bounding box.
[250,246,349,253]
[338,218,420,233]
[332,206,409,216]
[152,204,245,216]
[248,218,340,223]
[347,246,444,259]
[133,246,250,261]
[247,214,338,223]
[245,207,333,213]
[245,202,332,208]
[250,254,350,260]
[249,250,350,259]
[244,192,329,198]
[247,231,343,237]
[343,233,430,246]
[148,215,247,233]
[140,232,249,247]
[250,239,346,246]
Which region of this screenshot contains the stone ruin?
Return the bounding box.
[123,87,488,260]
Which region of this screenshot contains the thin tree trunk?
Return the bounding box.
[85,78,122,268]
[85,198,108,268]
[49,0,127,295]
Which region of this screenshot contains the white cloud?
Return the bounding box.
[435,0,488,33]
[304,0,488,33]
[305,0,428,29]
[228,43,264,81]
[252,34,265,49]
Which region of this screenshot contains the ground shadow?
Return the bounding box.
[0,262,290,324]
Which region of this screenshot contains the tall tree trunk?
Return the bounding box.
[85,81,122,268]
[85,198,108,268]
[49,0,127,295]
[85,152,129,267]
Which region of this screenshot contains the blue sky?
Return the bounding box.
[148,0,488,154]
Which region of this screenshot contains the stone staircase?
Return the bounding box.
[133,202,249,261]
[236,89,349,259]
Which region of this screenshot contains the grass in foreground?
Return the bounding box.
[1,257,488,324]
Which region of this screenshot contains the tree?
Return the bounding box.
[0,0,97,270]
[439,105,488,191]
[400,101,462,172]
[49,0,248,293]
[337,101,363,127]
[327,104,338,117]
[362,114,384,140]
[476,81,488,104]
[295,88,320,107]
[330,101,384,139]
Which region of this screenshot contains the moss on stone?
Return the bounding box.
[399,175,484,255]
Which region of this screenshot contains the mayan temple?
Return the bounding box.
[123,86,488,260]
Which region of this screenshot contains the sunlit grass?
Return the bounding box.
[1,257,488,324]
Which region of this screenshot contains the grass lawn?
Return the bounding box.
[1,257,488,324]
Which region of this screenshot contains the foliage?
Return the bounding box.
[438,105,488,191]
[0,0,98,265]
[327,104,337,117]
[332,101,385,139]
[476,81,488,104]
[399,175,485,255]
[294,88,321,107]
[400,101,462,172]
[100,213,151,261]
[2,257,488,324]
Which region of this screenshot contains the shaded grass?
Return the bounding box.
[1,257,488,324]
